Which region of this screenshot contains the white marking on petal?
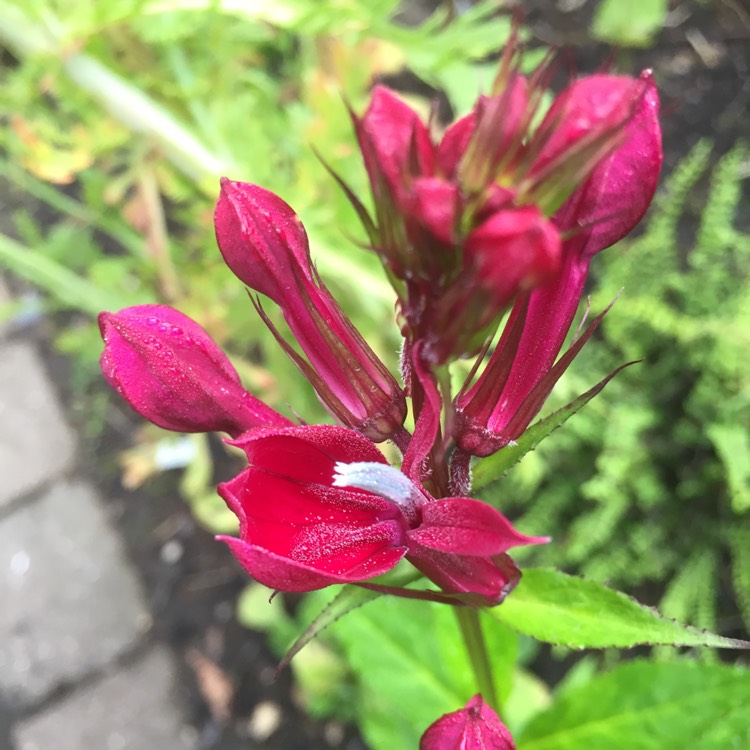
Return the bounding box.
[332,462,418,509]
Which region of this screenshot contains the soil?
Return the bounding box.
[15,0,750,747]
[524,0,750,167]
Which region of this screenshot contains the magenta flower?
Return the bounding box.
[353,85,565,363]
[215,179,407,442]
[97,33,666,746]
[455,71,662,456]
[99,44,660,607]
[421,694,516,750]
[100,304,545,603]
[351,66,660,367]
[216,424,409,592]
[99,304,290,436]
[218,424,545,602]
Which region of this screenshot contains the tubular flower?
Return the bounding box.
[99,305,544,604]
[215,179,407,442]
[352,63,660,367]
[217,425,409,592]
[99,37,661,609]
[354,86,563,363]
[420,695,516,750]
[218,424,546,602]
[455,70,662,456]
[99,304,290,436]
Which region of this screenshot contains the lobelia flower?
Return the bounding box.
[99,247,545,606]
[99,48,659,606]
[352,59,662,375]
[214,178,407,442]
[217,424,546,603]
[420,694,516,750]
[99,304,291,437]
[454,71,662,456]
[353,86,563,363]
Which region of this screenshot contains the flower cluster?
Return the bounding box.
[100,45,662,744]
[99,56,661,610]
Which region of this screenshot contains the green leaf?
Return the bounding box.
[492,568,750,649]
[237,582,294,639]
[473,362,635,494]
[592,0,668,47]
[278,584,382,673]
[236,584,354,718]
[0,232,145,315]
[518,660,750,750]
[707,423,750,513]
[331,596,518,750]
[503,668,552,736]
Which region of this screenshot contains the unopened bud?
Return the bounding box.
[99,304,289,436]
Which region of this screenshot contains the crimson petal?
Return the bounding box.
[219,536,406,593]
[407,542,522,607]
[409,497,549,556]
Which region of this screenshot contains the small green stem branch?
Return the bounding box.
[138,164,182,301]
[454,607,499,712]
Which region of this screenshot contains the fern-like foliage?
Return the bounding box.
[500,140,750,636]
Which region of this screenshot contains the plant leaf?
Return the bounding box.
[0,233,144,315]
[331,596,518,750]
[473,361,637,493]
[518,660,750,750]
[592,0,668,48]
[707,422,750,513]
[278,584,382,673]
[492,568,750,649]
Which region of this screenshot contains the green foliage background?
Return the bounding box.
[1,1,748,748]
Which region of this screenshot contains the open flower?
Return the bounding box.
[218,424,546,603]
[421,694,516,750]
[100,305,544,603]
[217,424,409,592]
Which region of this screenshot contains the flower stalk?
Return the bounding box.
[455,607,499,713]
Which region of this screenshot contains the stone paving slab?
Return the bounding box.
[13,647,196,750]
[0,342,76,509]
[0,276,10,339]
[0,479,150,706]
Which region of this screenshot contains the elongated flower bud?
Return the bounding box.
[214,177,314,300]
[215,180,407,441]
[455,70,662,456]
[99,304,290,436]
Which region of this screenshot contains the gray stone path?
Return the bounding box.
[0,277,197,749]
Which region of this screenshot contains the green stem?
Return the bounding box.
[454,607,499,712]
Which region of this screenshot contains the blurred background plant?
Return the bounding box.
[1,0,748,748]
